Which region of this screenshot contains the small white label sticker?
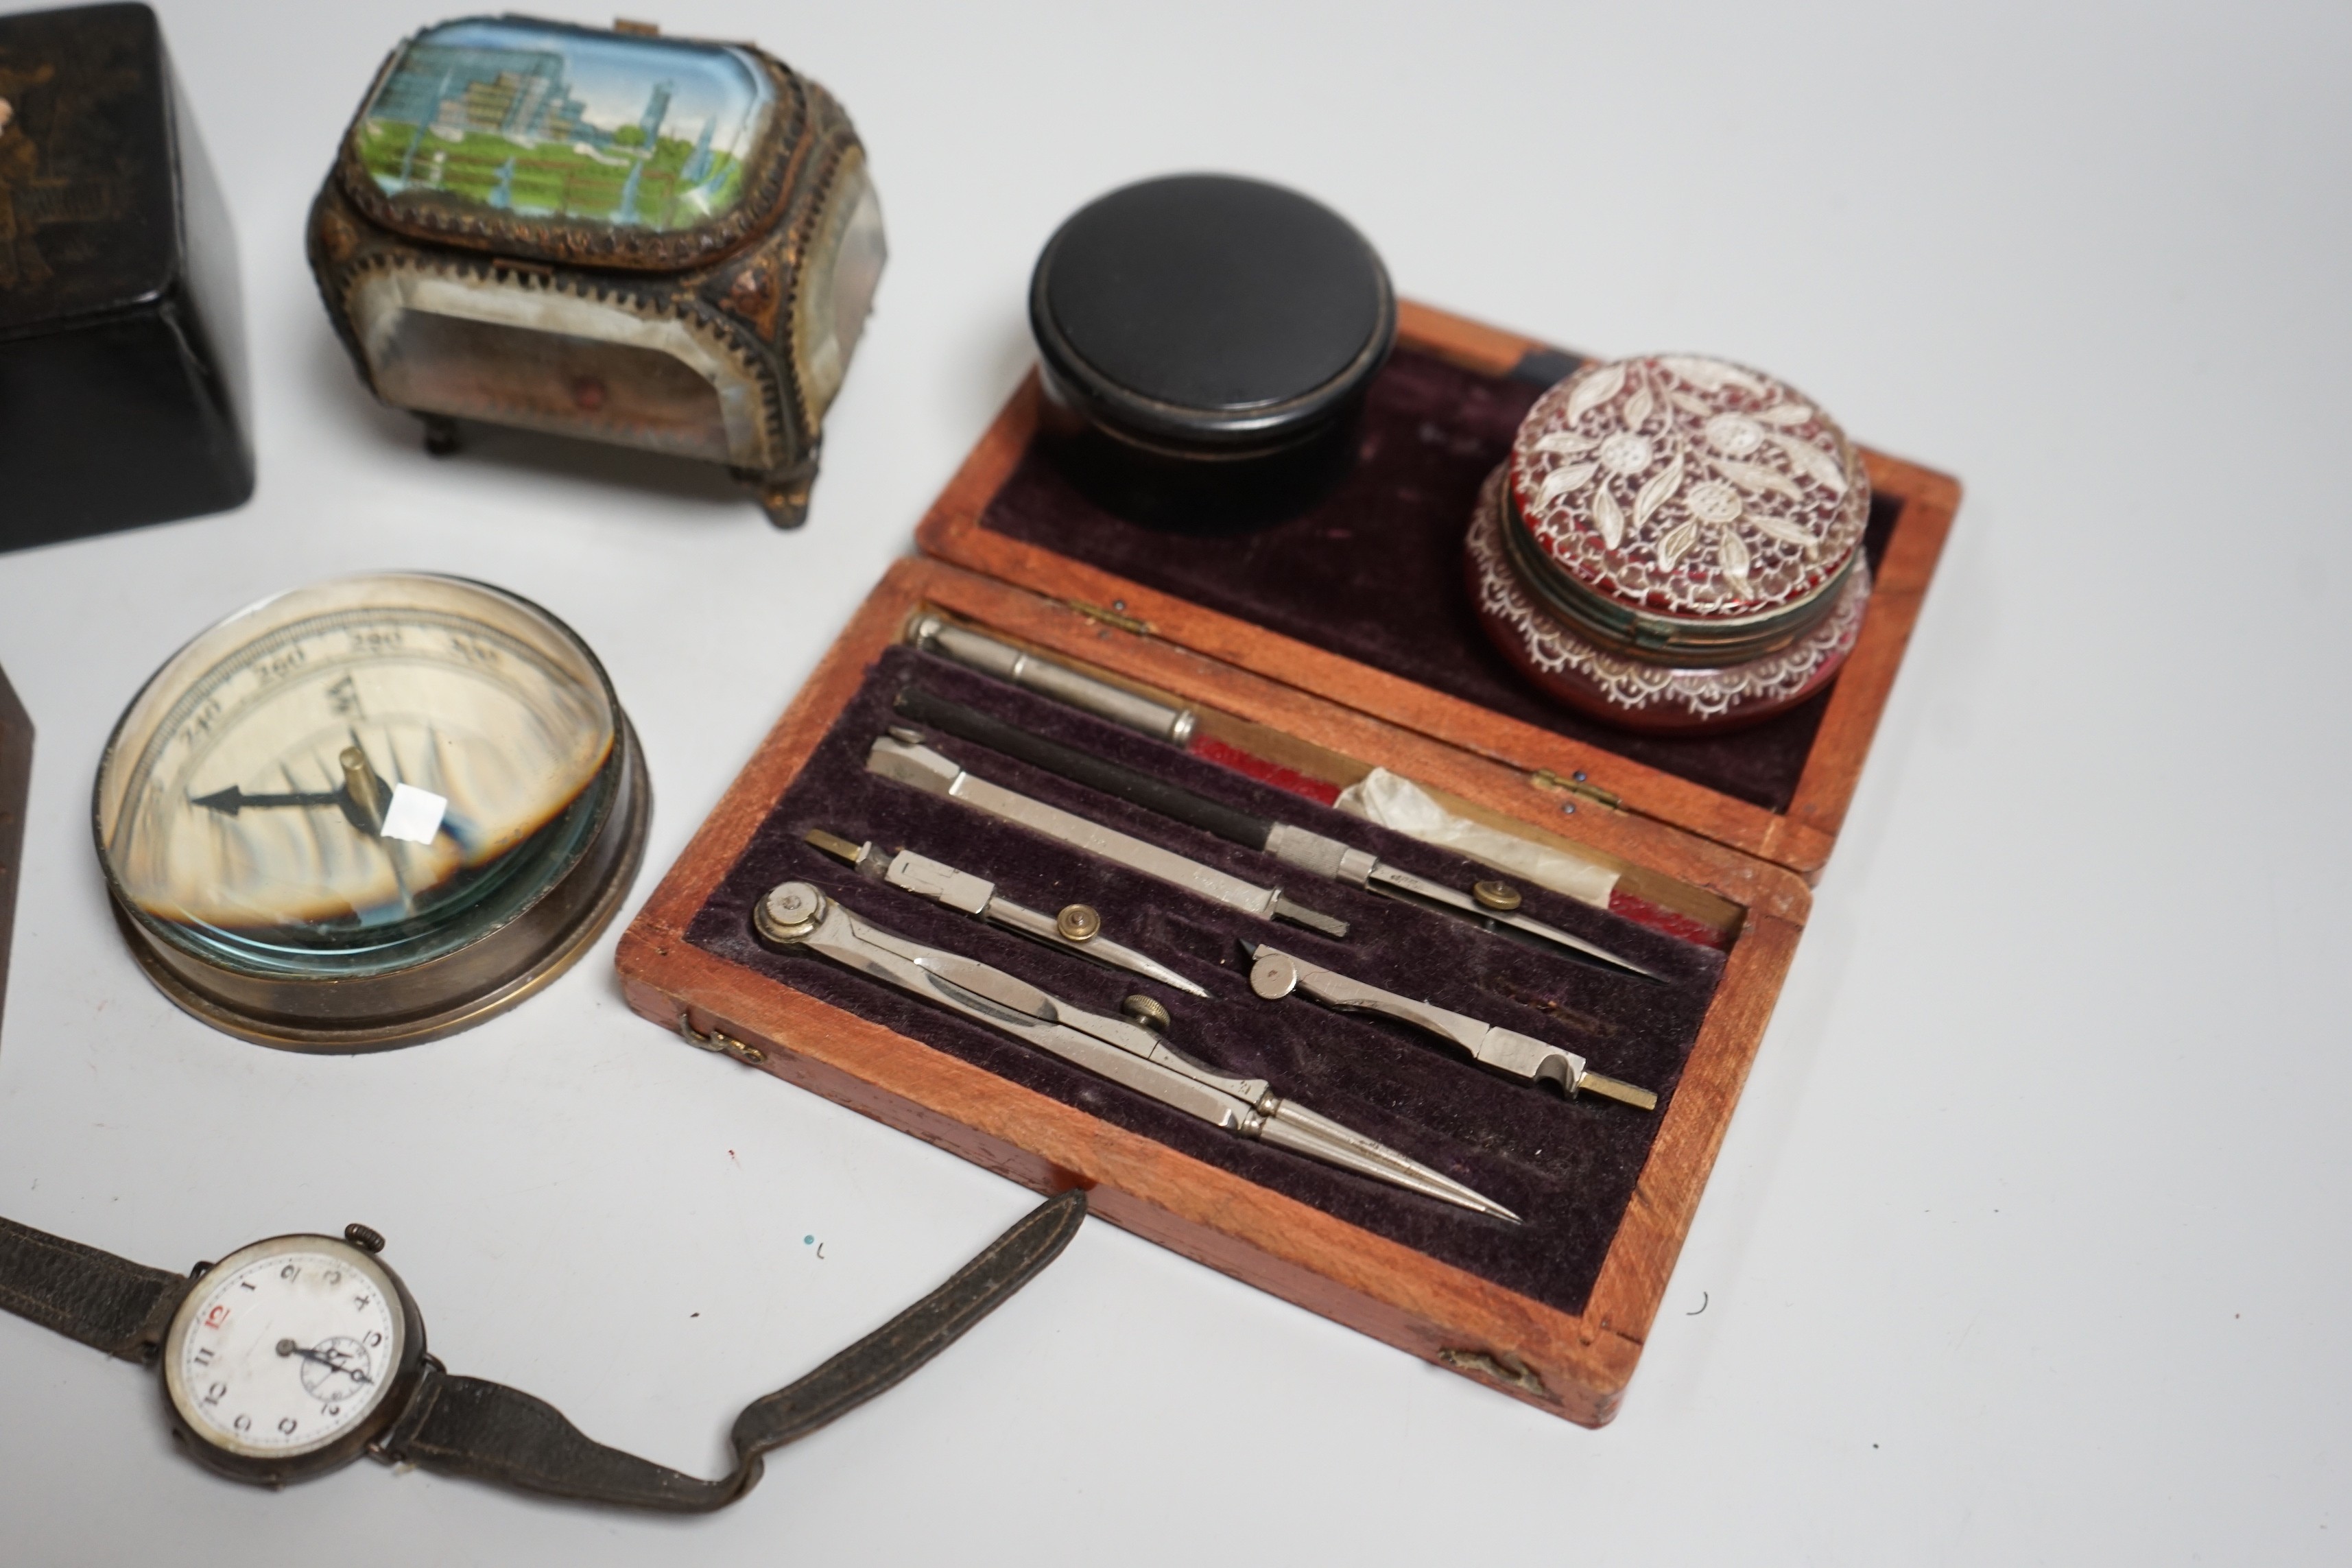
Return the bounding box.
[379,784,449,845]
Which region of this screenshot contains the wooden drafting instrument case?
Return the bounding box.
[617,301,1960,1425]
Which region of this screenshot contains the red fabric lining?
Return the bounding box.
[1188,735,1344,805]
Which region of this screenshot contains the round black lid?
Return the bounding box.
[1030,174,1396,451]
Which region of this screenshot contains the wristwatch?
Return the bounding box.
[0,1192,1083,1508]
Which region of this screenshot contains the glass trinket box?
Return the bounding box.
[307,15,885,527]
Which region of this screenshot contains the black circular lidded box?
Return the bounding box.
[1028,174,1396,534]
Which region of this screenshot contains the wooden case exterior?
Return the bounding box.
[916,300,1961,881]
[617,556,1811,1426]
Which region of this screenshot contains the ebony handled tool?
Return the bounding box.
[865,730,1349,938]
[891,685,1659,981]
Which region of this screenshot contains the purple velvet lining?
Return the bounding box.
[976,348,1904,813]
[687,646,1727,1316]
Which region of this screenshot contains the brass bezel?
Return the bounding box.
[104,726,648,1052]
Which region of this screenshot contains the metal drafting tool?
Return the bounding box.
[892,685,1659,981]
[866,730,1349,938]
[1247,945,1660,1110]
[910,616,1199,746]
[804,828,1207,997]
[751,881,1516,1220]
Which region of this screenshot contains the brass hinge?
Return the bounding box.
[1437,1347,1552,1400]
[1531,768,1622,811]
[1062,598,1153,637]
[676,1011,766,1066]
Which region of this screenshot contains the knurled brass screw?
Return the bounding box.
[1471,879,1523,912]
[1056,903,1102,942]
[1119,995,1171,1033]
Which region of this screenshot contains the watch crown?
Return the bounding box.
[344,1223,386,1254]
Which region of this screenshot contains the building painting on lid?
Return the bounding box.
[353,18,773,231]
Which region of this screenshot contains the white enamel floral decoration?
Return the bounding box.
[1508,355,1869,618]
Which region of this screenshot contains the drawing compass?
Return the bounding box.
[93,573,649,1049]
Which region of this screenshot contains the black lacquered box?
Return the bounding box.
[0,3,252,553]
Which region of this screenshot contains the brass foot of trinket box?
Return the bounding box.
[307,16,885,527]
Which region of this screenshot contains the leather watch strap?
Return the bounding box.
[0,1215,189,1362]
[381,1187,1087,1510]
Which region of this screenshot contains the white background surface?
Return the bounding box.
[1,1,2346,1561]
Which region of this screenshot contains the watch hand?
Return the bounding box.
[275,1338,374,1383]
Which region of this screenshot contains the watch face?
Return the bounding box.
[161,1235,420,1475]
[93,573,648,1046]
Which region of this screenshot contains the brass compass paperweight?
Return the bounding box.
[93,574,649,1049]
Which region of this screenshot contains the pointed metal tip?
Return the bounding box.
[1537,927,1664,982]
[803,828,866,866]
[1579,1071,1659,1112]
[1272,896,1349,940]
[1427,1179,1521,1224]
[190,786,241,816]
